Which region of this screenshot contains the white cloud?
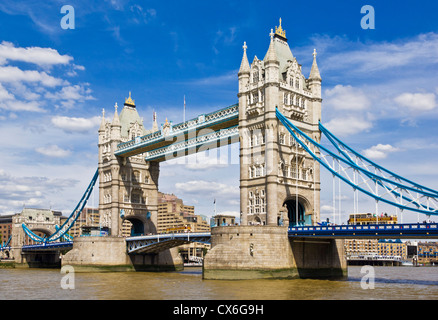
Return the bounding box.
[362,144,400,160]
[394,92,436,111]
[320,32,438,74]
[45,84,95,108]
[51,115,101,133]
[129,5,156,24]
[187,70,237,86]
[0,83,14,100]
[175,180,239,197]
[0,65,65,87]
[0,41,73,66]
[320,205,335,213]
[35,144,71,158]
[0,169,79,214]
[0,99,44,112]
[324,116,373,137]
[324,85,371,111]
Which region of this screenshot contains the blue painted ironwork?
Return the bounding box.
[56,225,73,241]
[319,122,438,197]
[21,241,73,252]
[143,125,239,162]
[0,235,11,250]
[115,104,239,158]
[21,169,99,243]
[276,108,438,216]
[288,223,438,239]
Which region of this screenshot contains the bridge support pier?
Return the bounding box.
[203,226,347,280]
[62,237,183,272]
[11,248,61,268]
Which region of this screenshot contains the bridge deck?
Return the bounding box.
[17,223,438,253]
[288,223,438,239]
[126,232,211,254]
[21,241,73,251]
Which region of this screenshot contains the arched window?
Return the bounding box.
[253,71,259,83]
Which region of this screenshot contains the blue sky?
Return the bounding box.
[0,0,437,224]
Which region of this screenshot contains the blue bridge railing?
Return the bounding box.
[288,223,438,238]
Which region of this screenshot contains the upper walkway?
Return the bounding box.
[115,104,238,161]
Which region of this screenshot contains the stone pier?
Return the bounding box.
[62,237,183,272]
[203,225,347,280]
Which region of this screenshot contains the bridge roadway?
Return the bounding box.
[14,223,438,254]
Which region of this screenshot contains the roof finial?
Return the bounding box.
[124,91,136,107]
[313,48,317,59]
[243,41,247,52]
[114,102,118,112]
[275,18,286,38]
[270,28,274,41]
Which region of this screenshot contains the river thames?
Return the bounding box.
[1,266,437,300]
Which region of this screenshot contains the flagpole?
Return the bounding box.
[183,95,186,123]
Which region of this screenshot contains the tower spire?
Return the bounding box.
[152,111,158,132]
[238,41,250,75]
[112,102,120,126]
[309,48,321,81]
[264,29,278,62]
[124,91,136,107]
[275,17,286,39]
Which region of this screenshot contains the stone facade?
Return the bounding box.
[62,237,183,272]
[238,19,322,228]
[203,225,346,280]
[98,94,160,237]
[203,20,347,280]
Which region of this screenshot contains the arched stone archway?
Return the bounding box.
[283,196,311,227]
[123,216,146,236]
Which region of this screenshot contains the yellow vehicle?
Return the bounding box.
[165,225,191,233]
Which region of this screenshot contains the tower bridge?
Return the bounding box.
[3,19,438,279]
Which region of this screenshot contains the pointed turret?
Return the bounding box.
[264,29,278,63]
[152,111,158,132]
[99,108,106,132]
[264,29,279,85]
[238,42,250,75]
[238,42,251,93]
[309,49,321,81]
[112,102,120,126]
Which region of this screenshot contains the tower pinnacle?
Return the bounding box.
[238,41,250,75]
[124,91,136,107]
[309,48,321,81]
[275,18,286,39]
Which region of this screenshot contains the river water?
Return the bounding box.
[1,266,437,300]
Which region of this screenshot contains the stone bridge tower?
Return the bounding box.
[238,19,322,227]
[204,21,347,280]
[98,93,160,237]
[11,208,61,248]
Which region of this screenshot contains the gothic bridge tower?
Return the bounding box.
[98,93,160,237]
[238,19,322,228]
